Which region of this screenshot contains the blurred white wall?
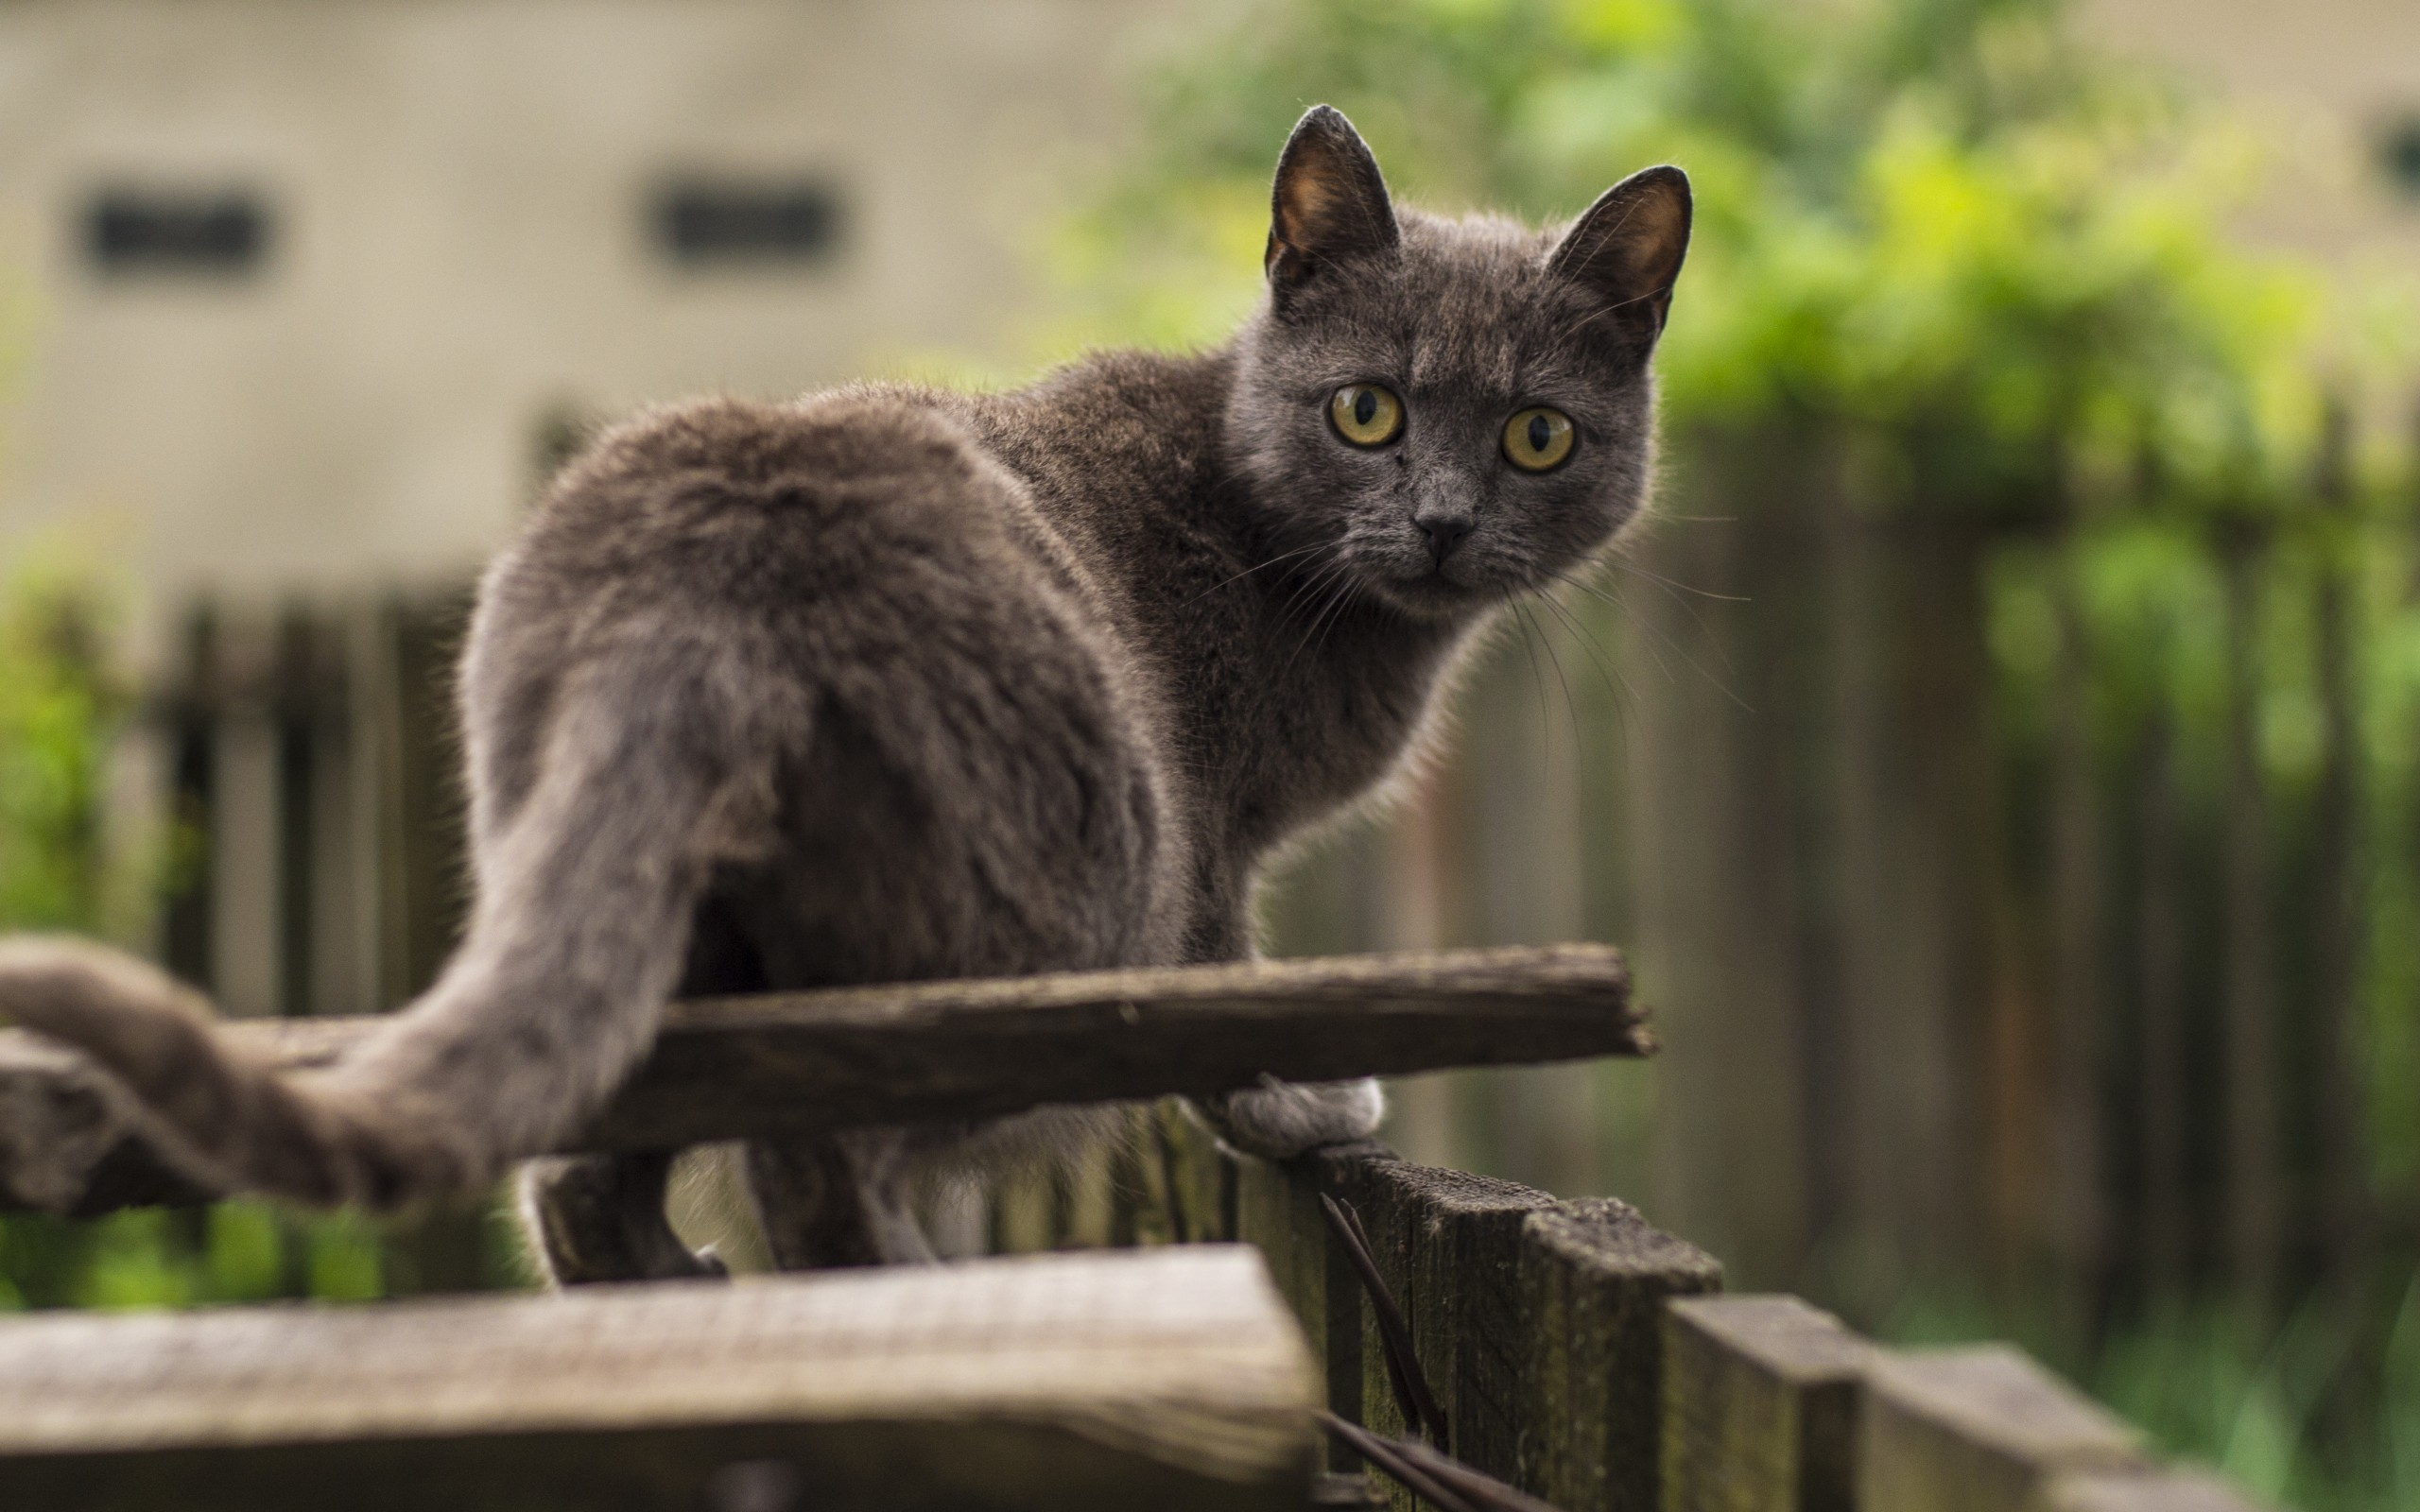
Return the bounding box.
[2082,0,2420,267]
[0,0,1175,662]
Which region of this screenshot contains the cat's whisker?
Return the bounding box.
[1269,553,1345,633]
[1523,599,1586,764]
[1589,559,1741,676]
[1499,592,1555,759]
[1305,575,1367,668]
[1275,558,1365,688]
[1603,558,1749,603]
[1564,578,1754,714]
[1181,541,1329,608]
[1535,587,1635,712]
[1533,590,1638,747]
[1571,578,1679,686]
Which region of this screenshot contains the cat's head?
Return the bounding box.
[1225,106,1690,621]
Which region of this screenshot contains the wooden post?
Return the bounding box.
[1519,1198,1723,1512]
[2307,392,2367,1280]
[1207,1130,1720,1512]
[2217,528,2281,1308]
[1238,1141,1378,1464]
[2136,706,2188,1293]
[1350,1160,1555,1472]
[1660,1295,1869,1512]
[1858,1346,2145,1512]
[0,1246,1320,1512]
[1623,425,1817,1289]
[2046,531,2106,1332]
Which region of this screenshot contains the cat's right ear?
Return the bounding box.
[1265,105,1399,310]
[1547,164,1692,346]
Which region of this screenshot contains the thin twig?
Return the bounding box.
[1319,1413,1482,1512]
[1386,1435,1567,1512]
[1321,1193,1450,1451]
[1317,1413,1569,1512]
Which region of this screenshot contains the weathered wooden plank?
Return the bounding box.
[1349,1160,1556,1479]
[0,943,1644,1214]
[1859,1346,2147,1512]
[2044,1469,2278,1512]
[1660,1295,1870,1512]
[1518,1198,1724,1512]
[1211,1133,1720,1512]
[0,1246,1317,1512]
[1235,1141,1385,1471]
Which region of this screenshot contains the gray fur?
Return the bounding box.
[0,107,1688,1280]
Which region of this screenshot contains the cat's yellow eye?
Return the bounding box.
[1503,407,1576,472]
[1329,384,1405,447]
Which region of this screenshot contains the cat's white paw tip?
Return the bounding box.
[1203,1075,1384,1160]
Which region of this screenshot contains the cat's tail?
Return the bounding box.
[0,635,782,1210]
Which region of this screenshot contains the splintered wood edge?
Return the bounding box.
[0,1246,1321,1489]
[0,944,1647,1213]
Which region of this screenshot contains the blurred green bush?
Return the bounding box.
[0,563,412,1311]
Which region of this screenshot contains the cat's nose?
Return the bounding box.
[1413,507,1474,567]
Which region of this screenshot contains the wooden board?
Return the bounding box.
[1859,1346,2147,1512]
[0,1246,1317,1512]
[1517,1197,1724,1512]
[1660,1295,1871,1512]
[0,943,1646,1214]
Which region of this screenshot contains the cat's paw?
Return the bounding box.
[1199,1074,1384,1160]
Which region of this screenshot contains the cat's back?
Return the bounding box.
[952,348,1235,534]
[459,378,1192,978]
[508,387,1063,612]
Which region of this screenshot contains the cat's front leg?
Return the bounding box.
[1198,1074,1385,1160]
[518,1151,730,1286]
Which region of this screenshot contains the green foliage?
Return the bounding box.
[0,561,127,932]
[0,558,419,1313]
[1063,0,2367,517]
[0,1205,389,1313]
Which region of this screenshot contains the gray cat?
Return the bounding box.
[0,107,1687,1282]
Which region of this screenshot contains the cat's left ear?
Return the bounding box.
[1265,105,1399,306]
[1547,165,1692,345]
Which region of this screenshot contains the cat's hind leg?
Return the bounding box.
[744,1130,934,1268]
[516,1150,729,1286]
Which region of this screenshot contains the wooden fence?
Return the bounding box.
[142,593,474,1026]
[0,950,2276,1509]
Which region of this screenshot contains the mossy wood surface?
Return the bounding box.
[1659,1295,1870,1512]
[1150,1107,1722,1512]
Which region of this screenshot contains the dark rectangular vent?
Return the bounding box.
[654,180,841,266]
[84,190,270,277]
[2385,116,2420,199]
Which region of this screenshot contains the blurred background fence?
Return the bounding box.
[4,0,2420,1506]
